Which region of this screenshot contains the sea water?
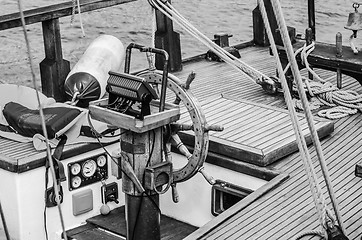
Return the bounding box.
[0,0,361,81]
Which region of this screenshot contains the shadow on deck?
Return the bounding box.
[66,206,197,240]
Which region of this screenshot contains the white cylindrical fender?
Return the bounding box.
[64,35,125,107]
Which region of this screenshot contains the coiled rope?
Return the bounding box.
[285,42,362,119]
[147,0,276,88]
[17,0,68,239]
[258,0,346,239]
[294,230,325,240]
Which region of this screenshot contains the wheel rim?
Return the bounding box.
[137,70,209,183]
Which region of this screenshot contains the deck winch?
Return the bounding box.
[89,43,222,240]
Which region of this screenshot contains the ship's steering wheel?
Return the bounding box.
[137,70,217,185]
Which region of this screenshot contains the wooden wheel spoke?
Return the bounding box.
[171,133,192,160]
[170,123,194,132]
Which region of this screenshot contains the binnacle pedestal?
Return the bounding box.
[121,127,163,240]
[90,99,180,240]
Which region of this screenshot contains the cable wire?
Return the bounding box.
[270,0,345,233]
[148,0,275,87]
[257,0,346,237]
[17,0,68,239]
[0,200,10,240]
[87,112,162,239]
[257,0,332,238]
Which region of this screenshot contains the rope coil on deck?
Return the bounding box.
[294,230,325,240]
[285,42,362,119]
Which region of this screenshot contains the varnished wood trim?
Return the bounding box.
[0,142,116,173]
[205,151,280,181]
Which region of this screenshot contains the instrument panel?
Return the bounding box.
[68,154,108,191]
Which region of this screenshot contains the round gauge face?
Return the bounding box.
[70,163,81,175]
[97,155,107,167]
[82,159,97,178]
[71,176,82,189]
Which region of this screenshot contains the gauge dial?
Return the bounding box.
[82,159,97,178]
[71,176,82,189]
[97,155,107,167]
[70,163,81,175]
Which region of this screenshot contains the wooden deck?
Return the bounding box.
[178,95,334,166]
[0,43,361,239]
[0,137,106,173]
[175,45,362,239]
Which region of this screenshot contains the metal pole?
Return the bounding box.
[126,194,160,240]
[121,128,162,240]
[308,0,316,40]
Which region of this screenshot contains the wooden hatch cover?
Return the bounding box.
[178,95,334,166]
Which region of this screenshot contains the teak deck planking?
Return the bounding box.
[180,46,362,240]
[177,96,334,166]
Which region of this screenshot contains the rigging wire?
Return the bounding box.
[0,200,10,240]
[147,0,276,87]
[256,1,330,238]
[257,0,346,237]
[43,168,49,240]
[269,0,346,233]
[16,0,68,239]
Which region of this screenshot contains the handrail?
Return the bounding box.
[0,0,137,31]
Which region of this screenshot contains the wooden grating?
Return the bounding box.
[178,95,334,166]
